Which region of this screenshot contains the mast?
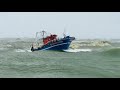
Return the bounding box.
[41,30,46,39]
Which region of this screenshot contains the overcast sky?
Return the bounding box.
[0,12,120,39]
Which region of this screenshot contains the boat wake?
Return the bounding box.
[63,48,92,53]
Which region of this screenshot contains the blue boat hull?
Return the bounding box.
[31,36,75,51]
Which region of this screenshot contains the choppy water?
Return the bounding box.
[0,38,120,78]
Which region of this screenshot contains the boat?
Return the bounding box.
[31,30,75,51]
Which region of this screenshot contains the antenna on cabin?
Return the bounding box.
[63,27,66,37]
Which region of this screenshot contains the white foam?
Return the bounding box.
[15,49,26,52]
[6,44,12,47]
[26,50,32,52]
[63,49,92,53]
[15,49,32,52]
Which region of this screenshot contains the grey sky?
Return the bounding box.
[0,12,120,39]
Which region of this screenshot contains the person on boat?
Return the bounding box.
[31,44,34,52]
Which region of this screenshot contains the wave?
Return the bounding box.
[64,47,120,54]
[101,47,120,57]
[70,40,111,48]
[63,49,92,53]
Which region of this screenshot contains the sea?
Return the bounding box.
[0,38,120,78]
